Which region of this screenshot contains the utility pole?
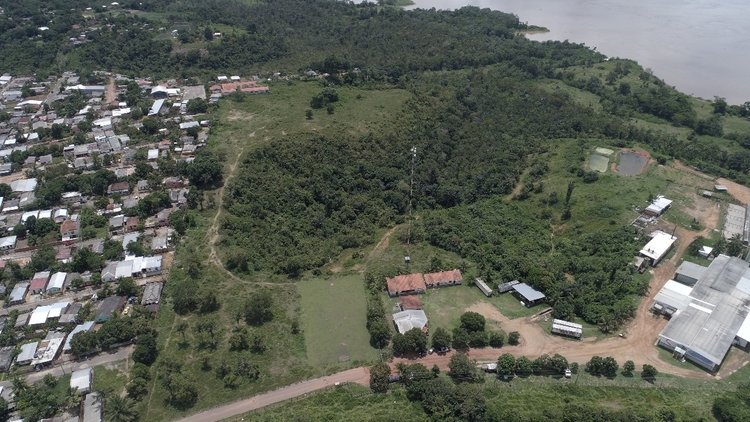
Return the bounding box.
[405,146,416,266]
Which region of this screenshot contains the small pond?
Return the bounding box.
[589,154,609,173]
[617,152,648,176]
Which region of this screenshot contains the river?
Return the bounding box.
[405,0,750,105]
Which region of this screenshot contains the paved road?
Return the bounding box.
[173,367,370,422]
[0,345,132,388]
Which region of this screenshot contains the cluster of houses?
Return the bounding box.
[387,270,464,334]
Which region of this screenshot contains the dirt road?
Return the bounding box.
[0,345,133,389]
[173,367,370,422]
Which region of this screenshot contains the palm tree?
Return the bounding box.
[104,395,139,422]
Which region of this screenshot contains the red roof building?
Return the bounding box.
[400,295,423,310]
[424,269,463,288]
[386,273,426,297]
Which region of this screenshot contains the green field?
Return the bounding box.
[299,275,379,366]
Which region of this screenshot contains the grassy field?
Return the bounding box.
[299,275,378,366]
[93,364,129,395]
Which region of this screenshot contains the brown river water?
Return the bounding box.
[405,0,750,105]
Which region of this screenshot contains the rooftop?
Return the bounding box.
[676,261,708,281]
[512,283,545,302]
[659,255,750,367]
[386,273,426,295]
[392,309,428,334]
[400,295,422,310]
[424,269,462,285]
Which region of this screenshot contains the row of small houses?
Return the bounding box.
[8,255,163,305]
[2,285,163,371]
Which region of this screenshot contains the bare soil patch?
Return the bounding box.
[226,111,254,122]
[716,177,750,204]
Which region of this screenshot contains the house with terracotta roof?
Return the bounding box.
[386,273,426,297]
[399,295,423,311]
[60,219,80,241]
[125,216,139,232]
[29,271,51,294]
[107,181,130,195]
[424,269,463,289]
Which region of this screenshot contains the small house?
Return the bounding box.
[125,216,139,232]
[512,283,546,307]
[60,219,80,241]
[9,282,29,305]
[640,231,677,266]
[0,346,14,373]
[386,273,426,297]
[0,235,17,251]
[95,296,126,323]
[70,368,92,394]
[392,309,428,334]
[16,342,39,366]
[29,271,51,294]
[46,272,67,295]
[424,269,462,288]
[644,195,672,217]
[108,181,130,195]
[101,262,118,282]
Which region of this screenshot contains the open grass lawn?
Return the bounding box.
[213,81,410,148]
[491,292,546,320]
[299,275,378,366]
[93,364,129,395]
[412,285,487,331]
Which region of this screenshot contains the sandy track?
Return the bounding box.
[716,177,750,204]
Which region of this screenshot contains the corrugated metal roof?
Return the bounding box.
[676,261,708,282]
[659,255,750,367]
[512,283,545,302]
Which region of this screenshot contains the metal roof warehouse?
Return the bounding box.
[658,255,750,371]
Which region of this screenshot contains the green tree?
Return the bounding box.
[488,331,505,348]
[460,312,486,333]
[368,320,391,346]
[369,362,391,393]
[70,331,100,356]
[126,377,148,400]
[515,356,532,376]
[496,353,516,377]
[244,290,274,325]
[116,278,139,297]
[228,329,249,351]
[203,27,214,41]
[188,151,223,187]
[187,98,208,114]
[508,331,520,346]
[448,352,478,382]
[452,327,470,349]
[622,360,635,377]
[104,394,139,422]
[133,333,158,365]
[642,364,658,380]
[13,224,27,238]
[404,328,427,352]
[391,333,408,356]
[431,327,451,350]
